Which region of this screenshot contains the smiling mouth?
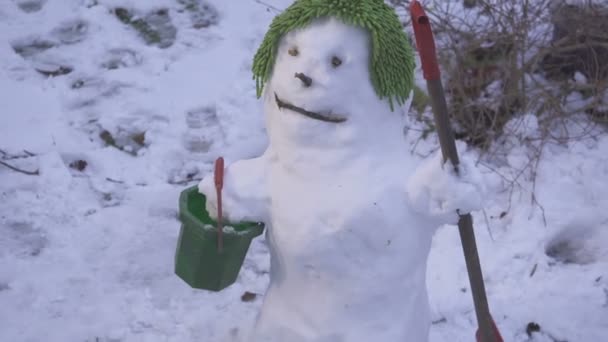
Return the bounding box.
[274,93,347,123]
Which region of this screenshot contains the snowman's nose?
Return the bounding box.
[295,72,312,87]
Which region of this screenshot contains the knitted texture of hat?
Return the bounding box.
[252,0,415,110]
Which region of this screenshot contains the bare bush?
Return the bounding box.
[389,0,608,216]
[391,0,608,146]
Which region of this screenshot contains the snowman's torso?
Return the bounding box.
[250,151,435,342]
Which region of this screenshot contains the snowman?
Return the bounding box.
[199,1,486,341]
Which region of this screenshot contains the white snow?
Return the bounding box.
[407,143,487,225]
[1,0,607,342]
[199,155,269,224]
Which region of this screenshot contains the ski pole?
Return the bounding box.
[409,2,503,341]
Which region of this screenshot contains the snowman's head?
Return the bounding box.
[253,0,416,112]
[252,0,415,154]
[268,17,379,125]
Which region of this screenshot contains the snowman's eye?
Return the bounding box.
[288,47,299,57]
[331,56,342,68]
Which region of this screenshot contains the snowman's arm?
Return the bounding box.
[405,151,487,226]
[198,155,269,223]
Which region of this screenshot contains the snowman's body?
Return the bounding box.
[254,159,435,342]
[200,16,484,342]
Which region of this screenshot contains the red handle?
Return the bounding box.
[214,157,224,252]
[476,317,504,342]
[214,157,224,191]
[410,1,441,81]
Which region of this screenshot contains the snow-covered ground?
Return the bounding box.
[1,0,606,341]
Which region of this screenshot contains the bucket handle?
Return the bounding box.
[214,157,225,252]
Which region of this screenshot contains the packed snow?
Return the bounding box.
[1,1,607,342]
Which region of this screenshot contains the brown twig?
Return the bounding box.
[105,177,125,184]
[0,149,37,160]
[274,93,347,123]
[482,209,495,241]
[254,0,282,13]
[529,263,538,277]
[168,178,203,186]
[0,160,39,176]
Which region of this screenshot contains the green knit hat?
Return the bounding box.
[252,0,415,111]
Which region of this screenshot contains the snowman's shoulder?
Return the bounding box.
[229,154,268,172]
[365,176,411,205]
[223,153,271,186]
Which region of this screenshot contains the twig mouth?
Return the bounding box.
[274,93,347,123]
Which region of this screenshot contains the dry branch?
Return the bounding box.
[0,160,39,176]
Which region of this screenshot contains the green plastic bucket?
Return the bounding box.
[175,186,264,291]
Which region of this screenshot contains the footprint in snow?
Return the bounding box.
[50,19,89,45]
[66,76,130,109]
[11,38,73,77]
[114,7,177,49]
[0,221,48,259]
[11,38,55,59]
[177,0,220,29]
[545,223,608,265]
[32,59,73,77]
[100,48,143,70]
[11,18,87,62]
[14,0,46,13]
[183,105,224,154]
